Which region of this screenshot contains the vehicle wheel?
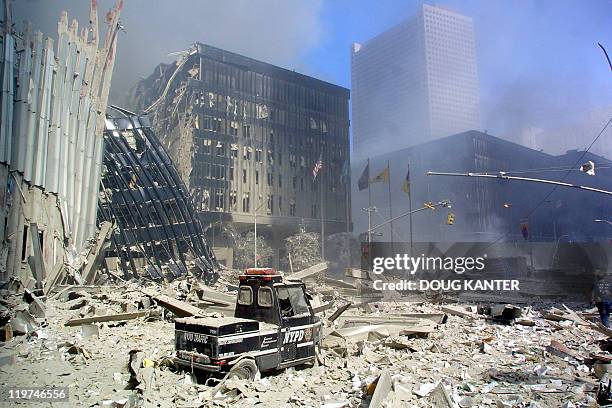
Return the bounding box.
[314,345,324,366]
[227,358,259,381]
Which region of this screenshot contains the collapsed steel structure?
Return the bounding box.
[99,107,217,282]
[0,0,123,285]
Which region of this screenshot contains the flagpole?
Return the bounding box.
[320,164,325,259]
[367,158,372,210]
[366,158,372,273]
[387,160,394,252]
[346,162,350,234]
[408,164,413,256]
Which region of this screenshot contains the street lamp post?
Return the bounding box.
[360,200,450,272]
[254,199,265,268]
[552,234,570,266]
[595,219,612,227]
[367,200,451,236]
[362,207,378,249]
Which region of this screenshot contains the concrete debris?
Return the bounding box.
[65,311,149,327]
[287,262,328,281]
[81,221,115,285]
[338,314,434,328]
[0,351,16,367]
[321,333,348,357]
[547,339,584,361]
[129,350,156,393]
[141,287,208,318]
[414,382,438,397]
[427,382,456,407]
[11,309,38,335]
[23,288,47,318]
[369,370,392,408]
[328,302,352,322]
[441,305,480,319]
[344,268,370,280]
[81,323,100,338]
[195,285,235,307]
[2,271,612,408]
[395,312,448,324]
[322,277,357,290]
[312,301,336,314]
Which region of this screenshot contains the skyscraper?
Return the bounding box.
[351,4,480,161]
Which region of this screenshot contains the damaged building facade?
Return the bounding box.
[127,43,351,267]
[0,1,122,287]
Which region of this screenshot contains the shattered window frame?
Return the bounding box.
[276,286,310,318]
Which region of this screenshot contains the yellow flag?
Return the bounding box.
[371,166,389,184]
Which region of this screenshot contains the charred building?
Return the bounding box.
[352,130,612,243]
[127,44,351,267]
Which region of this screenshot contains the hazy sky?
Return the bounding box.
[13,0,612,156]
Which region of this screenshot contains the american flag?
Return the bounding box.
[312,154,323,180]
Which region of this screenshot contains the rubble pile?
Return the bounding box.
[2,270,612,407]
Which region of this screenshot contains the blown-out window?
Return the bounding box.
[276,286,309,318]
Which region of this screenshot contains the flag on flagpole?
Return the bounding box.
[401,165,411,194]
[358,162,369,191]
[371,165,389,184]
[312,154,323,180]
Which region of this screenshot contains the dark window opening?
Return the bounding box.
[21,226,28,261]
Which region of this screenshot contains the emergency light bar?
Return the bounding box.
[245,268,277,275]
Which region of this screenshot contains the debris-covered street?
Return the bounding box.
[3,268,612,407]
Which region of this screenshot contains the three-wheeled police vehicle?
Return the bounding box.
[173,268,321,380]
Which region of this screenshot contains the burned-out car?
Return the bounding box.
[173,268,321,379]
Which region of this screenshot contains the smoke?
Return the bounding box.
[12,0,612,155]
[522,106,612,159]
[13,0,323,104]
[469,0,612,155]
